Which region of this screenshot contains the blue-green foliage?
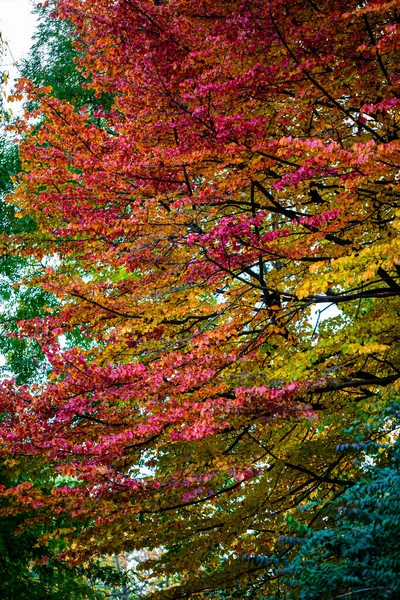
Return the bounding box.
[245,404,400,600]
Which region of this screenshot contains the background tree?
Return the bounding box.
[0,0,112,383]
[0,3,125,597]
[0,1,400,598]
[283,432,400,600]
[245,402,400,600]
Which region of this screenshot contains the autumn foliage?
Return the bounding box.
[1,0,400,597]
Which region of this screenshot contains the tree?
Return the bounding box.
[1,0,400,598]
[0,4,125,597]
[0,470,121,600]
[0,135,56,385]
[20,0,113,109]
[0,0,111,384]
[271,403,400,600]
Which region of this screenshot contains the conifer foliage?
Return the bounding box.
[1,1,400,597]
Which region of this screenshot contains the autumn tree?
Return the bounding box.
[1,0,400,597]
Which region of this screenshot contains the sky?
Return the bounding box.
[0,0,37,106]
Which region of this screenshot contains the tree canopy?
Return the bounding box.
[0,0,399,598]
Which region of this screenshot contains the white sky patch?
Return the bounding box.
[310,300,340,331]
